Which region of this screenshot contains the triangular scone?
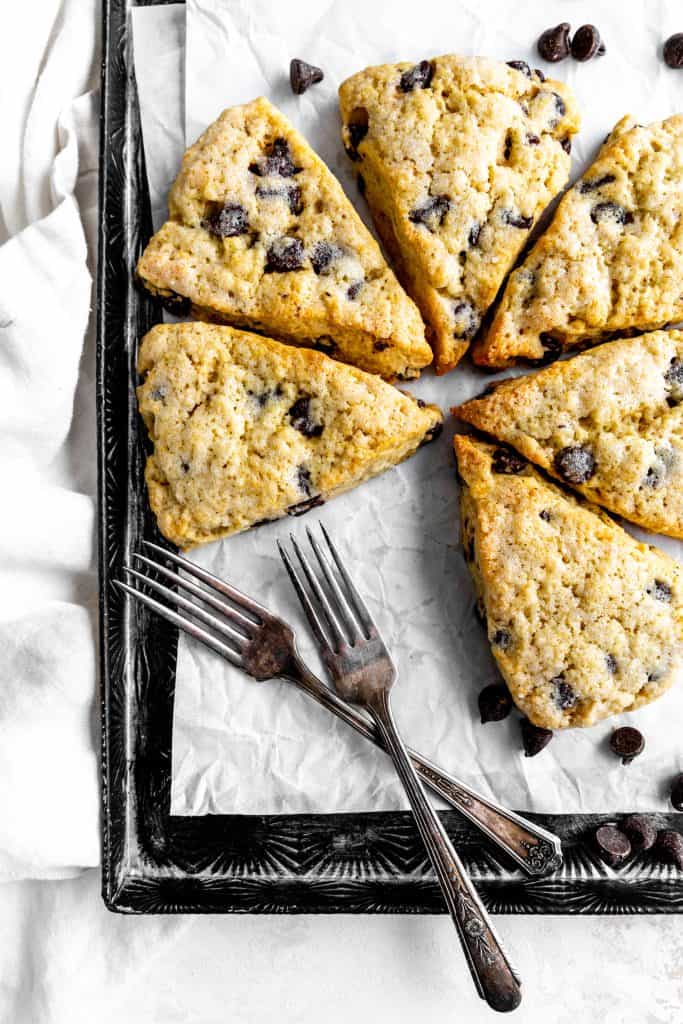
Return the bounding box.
[136,98,431,382]
[457,331,683,538]
[455,435,683,729]
[338,56,579,374]
[474,115,683,368]
[137,323,442,548]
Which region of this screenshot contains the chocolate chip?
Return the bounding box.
[643,465,664,489]
[296,465,313,495]
[289,396,323,437]
[492,447,527,475]
[203,201,250,238]
[345,120,368,162]
[157,292,191,316]
[255,185,303,215]
[539,509,552,522]
[373,340,389,352]
[357,174,366,196]
[537,23,571,62]
[622,814,657,852]
[649,580,672,602]
[399,60,434,92]
[248,385,282,408]
[287,494,325,517]
[468,222,481,247]
[347,281,363,300]
[149,386,167,402]
[419,421,444,447]
[579,174,616,193]
[552,674,577,710]
[571,24,605,61]
[664,357,683,405]
[478,684,513,724]
[491,628,512,651]
[264,237,305,273]
[409,195,451,231]
[452,300,481,340]
[591,202,634,225]
[526,133,541,145]
[595,825,631,866]
[534,68,546,82]
[312,335,336,354]
[663,33,683,69]
[547,92,566,128]
[180,460,190,474]
[503,131,513,161]
[520,718,553,757]
[654,829,683,869]
[289,58,324,95]
[310,241,343,275]
[560,136,572,154]
[530,334,563,367]
[250,138,302,178]
[506,60,531,77]
[501,208,533,230]
[605,653,618,674]
[609,726,645,765]
[554,445,596,484]
[670,774,683,811]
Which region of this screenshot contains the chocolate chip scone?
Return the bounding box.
[455,435,683,729]
[136,98,431,381]
[338,55,579,374]
[137,323,442,548]
[457,331,683,539]
[474,114,683,367]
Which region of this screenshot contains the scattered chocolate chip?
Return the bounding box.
[591,202,634,226]
[530,334,563,367]
[595,825,631,866]
[478,684,513,724]
[255,185,303,215]
[373,340,389,352]
[571,24,605,61]
[664,357,683,405]
[248,385,282,408]
[310,241,343,275]
[520,718,553,757]
[149,386,167,402]
[296,465,313,495]
[537,23,571,63]
[663,33,683,69]
[289,396,323,437]
[157,292,191,316]
[491,628,512,651]
[346,281,363,300]
[534,68,546,81]
[452,300,481,340]
[610,726,645,765]
[578,174,616,193]
[180,460,190,474]
[249,137,302,178]
[649,580,672,602]
[654,829,683,868]
[526,133,541,145]
[264,236,305,273]
[287,494,325,517]
[539,509,552,522]
[503,131,513,161]
[468,222,481,247]
[507,60,531,77]
[357,174,366,196]
[419,421,444,447]
[554,445,596,484]
[399,60,434,92]
[345,120,368,162]
[670,774,683,811]
[501,208,533,230]
[289,58,324,95]
[203,201,250,238]
[643,465,664,489]
[409,194,451,231]
[547,92,566,128]
[552,674,577,710]
[605,653,618,674]
[312,335,336,354]
[492,447,527,475]
[560,135,572,154]
[622,814,657,852]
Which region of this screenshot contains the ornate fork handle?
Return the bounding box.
[287,657,561,877]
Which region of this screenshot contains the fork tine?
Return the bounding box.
[305,526,362,644]
[124,567,248,651]
[289,535,347,652]
[141,541,267,622]
[133,553,256,637]
[115,581,244,668]
[319,522,375,638]
[277,541,332,650]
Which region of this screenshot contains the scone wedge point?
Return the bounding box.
[137,323,442,548]
[136,97,431,381]
[456,331,683,539]
[338,55,579,374]
[455,435,683,729]
[474,114,683,367]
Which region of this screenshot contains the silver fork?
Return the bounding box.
[278,525,522,1014]
[116,542,561,881]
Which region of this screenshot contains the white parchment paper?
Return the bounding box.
[133,0,683,815]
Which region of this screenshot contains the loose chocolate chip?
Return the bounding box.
[409,194,451,231]
[287,494,325,517]
[595,825,631,866]
[520,718,553,757]
[537,23,571,63]
[526,133,541,145]
[419,421,444,447]
[571,24,605,61]
[289,396,324,437]
[506,60,531,77]
[663,33,683,69]
[654,829,683,868]
[664,357,683,405]
[255,185,303,215]
[552,674,577,710]
[605,653,618,674]
[610,726,645,765]
[310,241,343,275]
[250,137,302,178]
[264,236,305,273]
[560,135,572,154]
[347,281,363,300]
[157,292,191,316]
[492,447,527,475]
[468,222,481,247]
[539,509,552,522]
[622,814,657,852]
[554,445,596,484]
[357,174,366,196]
[670,774,683,811]
[345,121,368,162]
[503,131,513,161]
[452,301,481,340]
[578,174,616,193]
[650,579,672,602]
[591,202,634,225]
[203,201,250,238]
[491,628,512,651]
[399,60,434,92]
[501,208,533,230]
[478,684,513,724]
[289,58,324,95]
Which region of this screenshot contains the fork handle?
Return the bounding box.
[368,689,522,1014]
[286,659,561,877]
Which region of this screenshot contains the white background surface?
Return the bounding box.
[1,1,683,1022]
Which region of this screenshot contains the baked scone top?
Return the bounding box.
[339,55,579,374]
[455,434,682,729]
[474,114,683,367]
[137,323,442,548]
[456,331,683,539]
[136,97,431,381]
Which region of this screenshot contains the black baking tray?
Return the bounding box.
[98,0,683,913]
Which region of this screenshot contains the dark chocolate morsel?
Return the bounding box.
[560,136,572,154]
[605,653,618,674]
[501,208,533,230]
[664,357,683,405]
[491,628,512,651]
[571,24,605,62]
[203,201,250,238]
[249,137,302,177]
[539,509,552,522]
[622,814,657,852]
[492,447,527,475]
[663,33,683,69]
[289,396,324,438]
[409,194,451,231]
[595,825,631,866]
[478,684,513,724]
[654,829,683,869]
[609,726,645,765]
[346,281,363,300]
[287,494,325,517]
[345,118,369,161]
[671,774,683,812]
[578,173,616,193]
[554,445,596,484]
[399,60,434,92]
[590,202,634,226]
[255,185,303,215]
[419,421,443,447]
[264,236,305,273]
[537,23,571,62]
[452,300,481,340]
[552,674,577,710]
[506,60,531,77]
[520,718,553,757]
[289,58,324,95]
[468,221,481,246]
[310,241,343,275]
[649,579,672,602]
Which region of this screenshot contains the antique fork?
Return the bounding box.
[115,542,561,880]
[278,525,522,1013]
